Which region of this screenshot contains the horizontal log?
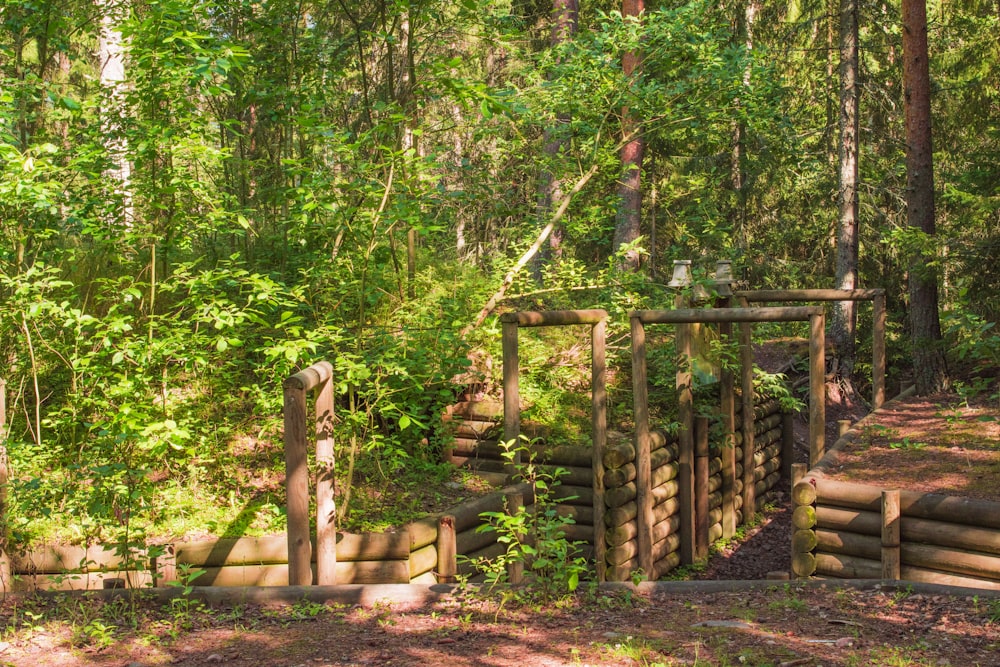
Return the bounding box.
[451,483,534,533]
[12,544,136,574]
[409,571,437,585]
[12,570,154,591]
[555,504,594,525]
[792,551,817,577]
[903,542,1000,581]
[190,561,409,586]
[409,543,437,579]
[814,552,880,579]
[452,420,500,440]
[447,400,503,422]
[735,288,885,302]
[606,557,639,582]
[754,457,782,483]
[607,540,638,566]
[284,361,333,393]
[792,482,817,506]
[793,529,818,553]
[469,459,593,487]
[652,533,681,564]
[174,533,410,567]
[816,529,880,560]
[811,477,1000,530]
[457,525,500,557]
[408,517,439,551]
[552,484,594,506]
[651,551,682,579]
[602,431,676,469]
[816,507,880,535]
[458,542,507,577]
[633,306,823,324]
[457,440,594,468]
[605,444,679,488]
[606,468,680,508]
[501,309,608,327]
[792,505,817,530]
[606,509,679,548]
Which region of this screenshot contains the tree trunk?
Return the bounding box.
[98,0,133,227]
[831,0,860,380]
[613,0,645,271]
[532,0,579,282]
[902,0,949,394]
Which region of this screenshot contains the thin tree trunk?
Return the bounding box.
[98,0,133,227]
[613,0,645,271]
[831,0,860,380]
[532,0,579,282]
[902,0,949,394]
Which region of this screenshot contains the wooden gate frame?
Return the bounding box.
[283,361,336,586]
[735,289,886,409]
[500,309,609,581]
[630,306,826,576]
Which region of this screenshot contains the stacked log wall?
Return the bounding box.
[792,475,1000,589]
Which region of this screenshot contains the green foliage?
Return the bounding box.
[466,438,588,600]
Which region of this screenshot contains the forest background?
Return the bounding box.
[0,0,997,553]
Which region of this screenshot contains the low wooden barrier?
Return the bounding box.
[792,465,1000,589]
[7,482,547,591]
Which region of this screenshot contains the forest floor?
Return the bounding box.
[1,355,998,666]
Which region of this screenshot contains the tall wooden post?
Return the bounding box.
[781,411,794,482]
[676,306,695,566]
[694,416,710,560]
[873,291,886,409]
[809,312,826,466]
[0,377,8,593]
[630,314,654,576]
[738,297,755,523]
[591,318,608,582]
[501,316,521,477]
[315,371,336,586]
[284,381,312,586]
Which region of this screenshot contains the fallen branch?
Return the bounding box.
[463,163,600,334]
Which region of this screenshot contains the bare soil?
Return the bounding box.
[2,584,998,666]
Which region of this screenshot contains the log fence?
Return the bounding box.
[791,470,1000,589]
[734,289,886,409]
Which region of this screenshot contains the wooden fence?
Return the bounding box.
[791,470,1000,589]
[8,482,538,591]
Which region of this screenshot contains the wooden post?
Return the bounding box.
[718,319,737,539]
[694,416,710,560]
[505,490,525,584]
[676,298,695,566]
[630,314,654,577]
[0,377,8,594]
[437,515,457,584]
[283,378,312,586]
[591,318,608,582]
[780,411,794,482]
[873,292,886,409]
[315,370,337,586]
[284,362,334,587]
[838,419,851,438]
[501,316,521,478]
[738,298,755,524]
[882,489,901,580]
[809,312,826,466]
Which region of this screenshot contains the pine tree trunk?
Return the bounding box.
[613,0,645,271]
[832,0,860,379]
[902,0,949,394]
